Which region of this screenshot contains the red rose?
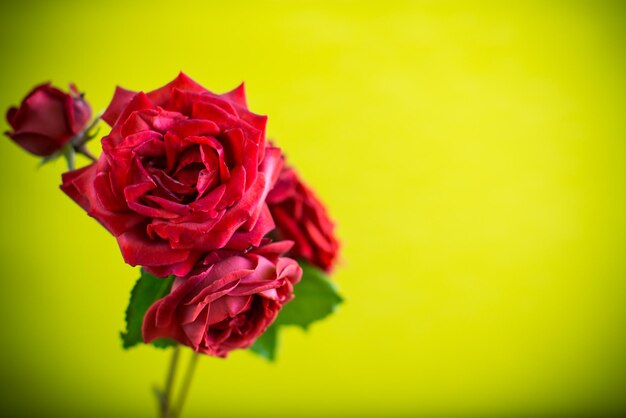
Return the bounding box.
[142,241,302,357]
[61,73,282,277]
[5,83,91,156]
[267,167,339,272]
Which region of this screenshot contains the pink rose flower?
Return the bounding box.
[143,241,302,357]
[267,167,339,272]
[61,73,282,277]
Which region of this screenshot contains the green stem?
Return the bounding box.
[159,346,180,418]
[83,111,104,140]
[63,145,75,171]
[173,351,200,418]
[71,111,103,162]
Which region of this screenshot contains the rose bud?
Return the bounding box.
[61,73,282,277]
[142,241,302,357]
[267,167,339,272]
[5,83,91,156]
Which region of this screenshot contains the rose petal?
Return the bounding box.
[102,86,136,127]
[13,86,71,145]
[117,226,190,267]
[147,72,209,108]
[6,132,62,157]
[61,163,143,236]
[220,83,247,108]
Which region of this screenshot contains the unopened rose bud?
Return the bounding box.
[5,83,91,157]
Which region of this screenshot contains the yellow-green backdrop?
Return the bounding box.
[1,0,625,417]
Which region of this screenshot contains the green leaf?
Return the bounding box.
[151,337,177,349]
[274,262,343,330]
[250,324,278,361]
[249,262,342,361]
[121,268,176,349]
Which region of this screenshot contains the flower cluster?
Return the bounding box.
[5,73,338,357]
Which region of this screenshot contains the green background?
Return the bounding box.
[1,0,625,416]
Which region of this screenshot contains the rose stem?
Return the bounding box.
[172,351,200,418]
[75,143,96,161]
[63,145,75,171]
[72,111,102,162]
[161,345,180,418]
[75,110,104,147]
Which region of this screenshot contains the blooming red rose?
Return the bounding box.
[5,83,91,156]
[61,73,282,277]
[267,167,339,272]
[143,241,301,357]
